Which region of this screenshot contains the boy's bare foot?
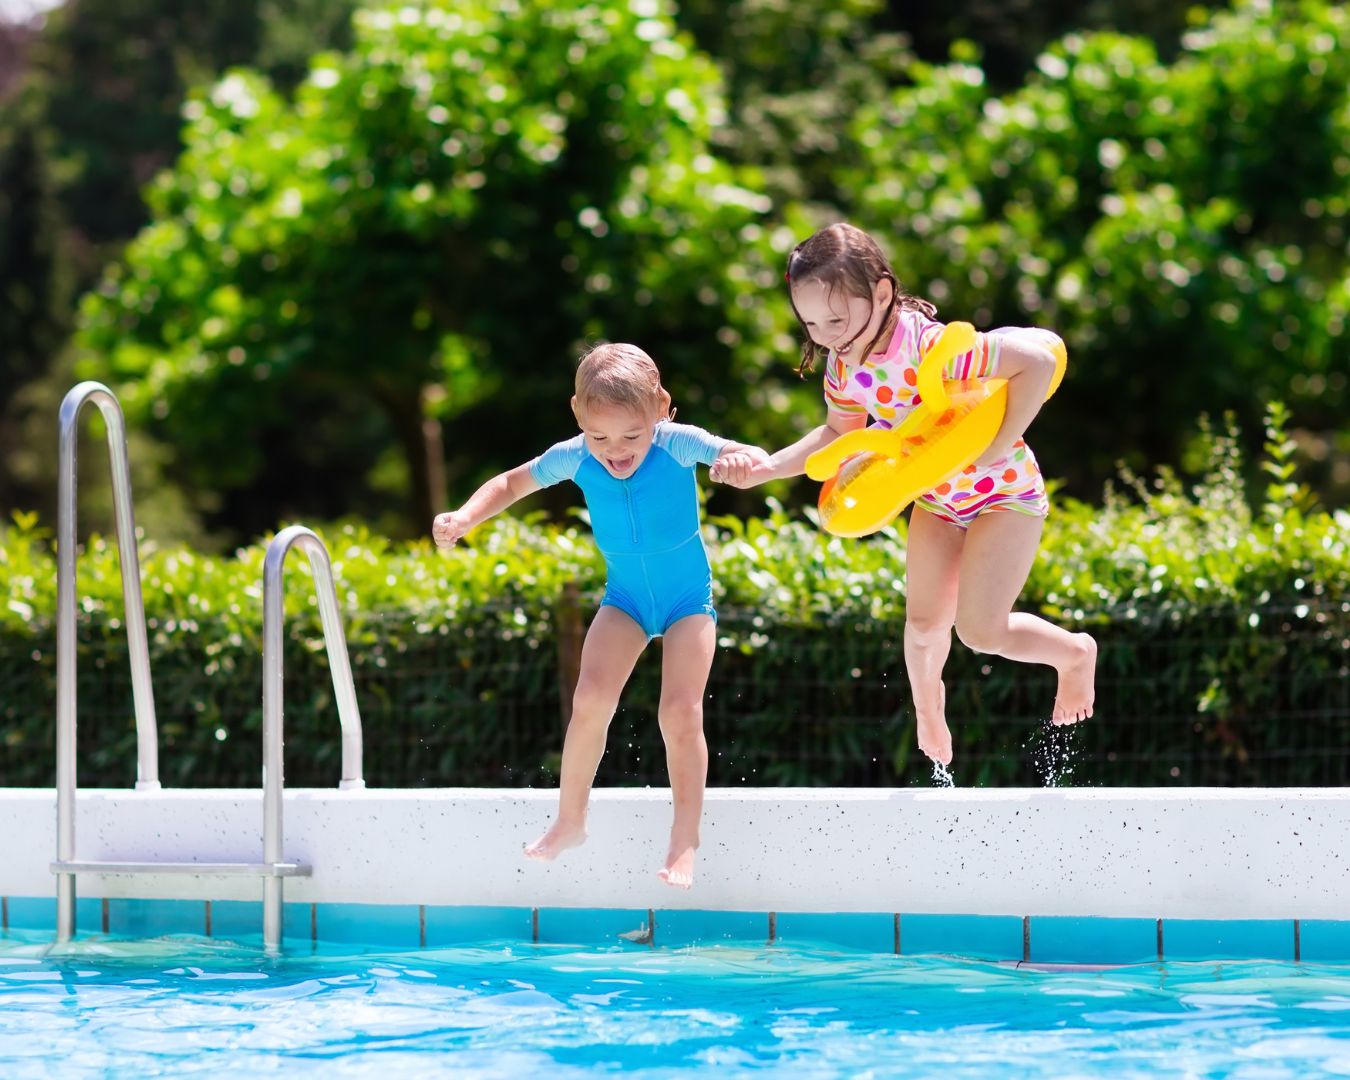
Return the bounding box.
[657,843,697,889]
[916,680,953,766]
[1052,633,1097,725]
[524,820,587,861]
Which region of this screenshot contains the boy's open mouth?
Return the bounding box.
[607,455,636,474]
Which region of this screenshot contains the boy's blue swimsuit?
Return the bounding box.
[529,422,727,637]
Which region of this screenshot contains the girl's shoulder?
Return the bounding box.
[885,309,943,365]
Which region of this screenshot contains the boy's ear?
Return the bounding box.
[658,388,673,420]
[570,395,581,423]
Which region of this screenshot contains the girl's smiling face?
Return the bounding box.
[791,277,893,358]
[573,399,660,478]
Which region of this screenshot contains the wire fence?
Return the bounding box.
[2,598,1347,789]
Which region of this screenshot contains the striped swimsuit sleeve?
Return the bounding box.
[914,317,1002,380]
[822,351,867,416]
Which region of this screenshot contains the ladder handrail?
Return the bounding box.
[52,380,367,953]
[56,381,160,943]
[261,525,365,950]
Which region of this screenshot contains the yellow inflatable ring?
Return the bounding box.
[806,323,1067,538]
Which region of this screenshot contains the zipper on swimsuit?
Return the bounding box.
[623,479,639,544]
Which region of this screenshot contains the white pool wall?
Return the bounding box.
[1,787,1345,919]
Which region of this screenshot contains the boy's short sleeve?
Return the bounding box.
[914,316,1002,381]
[823,352,867,416]
[653,422,729,468]
[528,435,587,488]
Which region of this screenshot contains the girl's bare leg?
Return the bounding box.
[954,512,1096,724]
[525,605,649,861]
[654,613,717,888]
[904,508,966,766]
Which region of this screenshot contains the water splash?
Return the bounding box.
[1026,720,1078,787]
[931,761,955,788]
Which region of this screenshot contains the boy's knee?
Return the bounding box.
[658,698,704,739]
[571,680,618,722]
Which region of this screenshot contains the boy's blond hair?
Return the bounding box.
[574,342,673,419]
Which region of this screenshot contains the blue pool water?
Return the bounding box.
[4,930,1350,1077]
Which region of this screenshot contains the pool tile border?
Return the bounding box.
[4,897,1347,964]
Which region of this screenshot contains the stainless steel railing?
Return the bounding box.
[260,525,366,947]
[55,382,160,944]
[52,383,365,952]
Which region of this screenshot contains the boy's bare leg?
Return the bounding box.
[654,613,716,888]
[954,512,1097,724]
[525,606,649,861]
[904,508,965,767]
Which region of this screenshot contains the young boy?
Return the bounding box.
[432,343,766,887]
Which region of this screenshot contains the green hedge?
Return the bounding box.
[3,415,1347,788]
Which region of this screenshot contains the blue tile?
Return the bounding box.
[1163,919,1295,961]
[284,902,315,947]
[655,909,769,948]
[1029,917,1158,965]
[1299,921,1350,963]
[5,896,55,931]
[208,901,265,942]
[774,913,895,954]
[108,899,205,937]
[538,908,651,946]
[424,906,534,947]
[317,903,422,948]
[2,896,102,935]
[901,915,1024,961]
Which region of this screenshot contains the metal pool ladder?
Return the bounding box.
[50,382,365,951]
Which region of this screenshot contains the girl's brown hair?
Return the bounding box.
[574,342,674,420]
[785,223,937,376]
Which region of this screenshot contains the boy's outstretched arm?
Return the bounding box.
[432,463,541,547]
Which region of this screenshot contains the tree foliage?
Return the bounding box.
[842,0,1350,495]
[77,0,790,539]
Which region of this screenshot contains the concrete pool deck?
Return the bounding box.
[1,787,1345,919]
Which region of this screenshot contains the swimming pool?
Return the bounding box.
[5,929,1350,1077]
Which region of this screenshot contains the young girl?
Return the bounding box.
[734,222,1095,767]
[432,343,766,887]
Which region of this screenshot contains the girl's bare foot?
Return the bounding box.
[916,680,953,766]
[1052,633,1097,725]
[524,820,587,861]
[657,842,697,889]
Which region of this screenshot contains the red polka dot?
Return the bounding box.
[935,483,951,495]
[1003,469,1018,483]
[962,465,976,475]
[975,477,995,494]
[876,386,893,403]
[903,368,917,385]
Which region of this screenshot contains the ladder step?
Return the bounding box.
[51,859,311,878]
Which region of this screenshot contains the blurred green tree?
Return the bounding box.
[0,102,70,505]
[842,0,1350,499]
[1,0,361,538]
[77,0,783,539]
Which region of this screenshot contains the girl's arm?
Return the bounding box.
[757,409,867,483]
[708,440,771,485]
[432,463,542,547]
[973,330,1059,468]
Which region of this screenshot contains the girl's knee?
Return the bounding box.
[954,617,1002,654]
[905,617,954,647]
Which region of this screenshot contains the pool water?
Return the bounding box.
[4,931,1350,1077]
